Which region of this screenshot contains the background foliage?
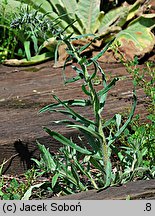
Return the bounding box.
[0,0,154,66]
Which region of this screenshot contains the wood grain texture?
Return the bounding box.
[0,61,151,174]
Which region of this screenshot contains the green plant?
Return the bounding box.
[9,6,60,60]
[112,39,154,112]
[125,59,155,112]
[0,0,19,62]
[1,178,23,200]
[0,1,60,64]
[108,42,155,183]
[117,114,155,183]
[11,0,155,67]
[32,143,100,194]
[0,166,44,200]
[32,34,137,195]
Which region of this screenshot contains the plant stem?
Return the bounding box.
[64,36,110,182]
[83,61,109,173]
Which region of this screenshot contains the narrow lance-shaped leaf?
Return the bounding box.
[44,127,93,155]
[102,114,119,128]
[31,35,38,54]
[90,157,104,173]
[67,124,102,141]
[42,107,93,126]
[72,65,84,75]
[108,91,137,146]
[46,109,82,122]
[88,60,98,81]
[74,159,91,177]
[78,39,95,53]
[64,75,82,84]
[90,39,115,62]
[53,119,75,125]
[104,156,112,188]
[64,70,84,82]
[58,168,81,187]
[52,173,59,188]
[96,61,107,87]
[98,77,119,97]
[36,141,56,171]
[24,41,31,61]
[79,130,101,153]
[74,159,99,189]
[52,95,96,126]
[98,78,119,114]
[21,183,45,200]
[39,98,90,113]
[71,164,80,185]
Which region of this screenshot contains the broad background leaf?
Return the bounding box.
[98,6,129,34]
[77,0,101,34]
[115,14,155,60]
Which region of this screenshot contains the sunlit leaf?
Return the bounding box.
[39,98,89,113]
[115,14,155,60]
[3,52,54,66]
[52,95,96,126]
[116,114,122,131]
[37,141,56,171]
[90,39,115,62]
[77,0,101,34]
[98,6,129,34]
[52,173,59,188]
[24,41,31,61]
[21,183,45,200]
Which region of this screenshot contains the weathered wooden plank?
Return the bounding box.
[52,179,155,200]
[0,61,150,174]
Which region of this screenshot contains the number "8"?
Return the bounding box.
[146,203,151,211]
